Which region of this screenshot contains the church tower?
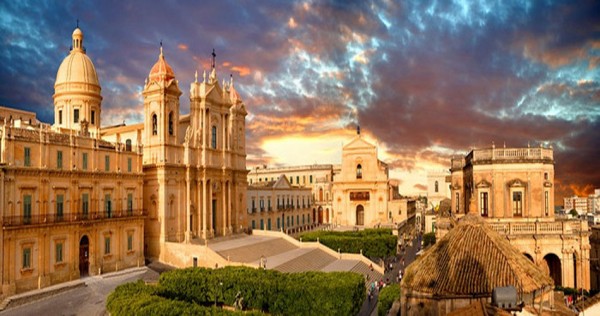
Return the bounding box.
[142,45,182,163]
[53,25,102,136]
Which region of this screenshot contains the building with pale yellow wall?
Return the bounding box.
[447,144,590,290]
[248,164,334,224]
[0,27,144,296]
[332,129,411,227]
[247,175,314,233]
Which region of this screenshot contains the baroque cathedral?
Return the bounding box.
[0,26,248,295]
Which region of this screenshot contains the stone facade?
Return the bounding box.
[332,129,410,227]
[426,170,450,209]
[248,164,334,224]
[247,175,314,233]
[448,145,591,290]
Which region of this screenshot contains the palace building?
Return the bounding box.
[446,144,590,290]
[0,25,248,296]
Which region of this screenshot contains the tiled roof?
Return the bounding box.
[402,214,553,295]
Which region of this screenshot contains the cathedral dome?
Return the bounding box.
[148,47,175,83]
[54,27,100,89]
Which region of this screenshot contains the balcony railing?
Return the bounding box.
[2,209,146,228]
[488,220,583,236]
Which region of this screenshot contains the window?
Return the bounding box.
[480,192,488,217]
[296,215,299,226]
[302,214,305,224]
[310,175,313,183]
[23,195,32,224]
[544,172,548,180]
[125,139,132,151]
[91,110,95,125]
[127,157,132,172]
[252,220,256,229]
[59,110,63,125]
[296,176,299,184]
[82,153,88,170]
[289,176,293,184]
[291,216,294,226]
[74,109,79,123]
[251,199,255,212]
[168,112,174,135]
[152,114,158,135]
[104,237,111,255]
[57,151,63,169]
[82,193,89,218]
[267,199,271,211]
[56,194,64,221]
[512,191,523,216]
[356,164,362,179]
[56,243,63,263]
[127,193,133,215]
[104,155,109,172]
[435,181,439,193]
[455,193,460,213]
[545,191,549,216]
[23,248,31,269]
[24,147,31,166]
[211,126,217,149]
[277,218,281,229]
[127,234,133,252]
[105,194,112,218]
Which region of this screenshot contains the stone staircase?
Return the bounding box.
[215,237,297,263]
[351,261,384,286]
[273,249,337,273]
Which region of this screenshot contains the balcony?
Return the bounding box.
[251,207,257,213]
[488,220,584,236]
[2,209,146,228]
[260,207,265,212]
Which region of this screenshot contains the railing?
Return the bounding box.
[2,209,146,228]
[488,220,583,236]
[472,147,553,162]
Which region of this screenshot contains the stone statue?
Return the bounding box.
[184,126,193,145]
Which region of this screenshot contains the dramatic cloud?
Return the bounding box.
[0,0,598,203]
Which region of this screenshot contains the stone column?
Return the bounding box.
[222,179,227,236]
[185,167,191,243]
[228,180,232,233]
[202,178,207,240]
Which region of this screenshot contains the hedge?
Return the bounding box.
[377,284,401,316]
[107,267,365,316]
[300,228,397,258]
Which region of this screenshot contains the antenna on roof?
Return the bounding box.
[76,19,79,28]
[211,48,216,69]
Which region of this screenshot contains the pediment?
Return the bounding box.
[508,179,526,188]
[273,175,291,189]
[343,135,376,150]
[476,180,491,188]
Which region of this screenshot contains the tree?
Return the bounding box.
[422,232,436,247]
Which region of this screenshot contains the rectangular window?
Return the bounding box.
[24,147,31,166]
[23,248,31,269]
[56,243,63,263]
[74,109,79,123]
[56,194,64,221]
[310,175,313,183]
[91,110,95,124]
[480,192,488,217]
[59,110,63,125]
[252,220,256,229]
[127,234,133,251]
[289,176,293,184]
[545,191,549,216]
[277,218,281,229]
[211,126,217,149]
[127,157,132,172]
[455,193,460,213]
[303,214,305,224]
[291,216,294,226]
[105,194,112,218]
[127,193,133,215]
[512,192,523,216]
[296,176,299,184]
[104,155,110,172]
[23,194,32,224]
[57,151,63,169]
[82,193,89,218]
[104,237,111,255]
[82,153,88,170]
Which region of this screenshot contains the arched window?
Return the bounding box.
[435,181,439,193]
[125,139,132,151]
[356,164,362,179]
[152,114,158,135]
[168,112,174,135]
[211,126,217,149]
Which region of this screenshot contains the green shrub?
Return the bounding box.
[300,229,397,258]
[108,267,365,316]
[377,284,401,316]
[423,232,436,247]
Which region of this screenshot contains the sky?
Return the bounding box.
[0,0,599,204]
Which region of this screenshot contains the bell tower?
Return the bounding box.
[142,45,182,164]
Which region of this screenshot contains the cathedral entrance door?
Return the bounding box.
[356,205,364,226]
[79,235,90,277]
[318,206,323,224]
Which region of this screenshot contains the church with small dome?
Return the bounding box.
[0,25,249,296]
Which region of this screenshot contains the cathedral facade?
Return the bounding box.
[0,25,248,295]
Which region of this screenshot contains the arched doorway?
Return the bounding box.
[325,208,329,223]
[318,206,323,224]
[544,253,562,286]
[79,235,90,277]
[356,205,364,226]
[523,253,534,262]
